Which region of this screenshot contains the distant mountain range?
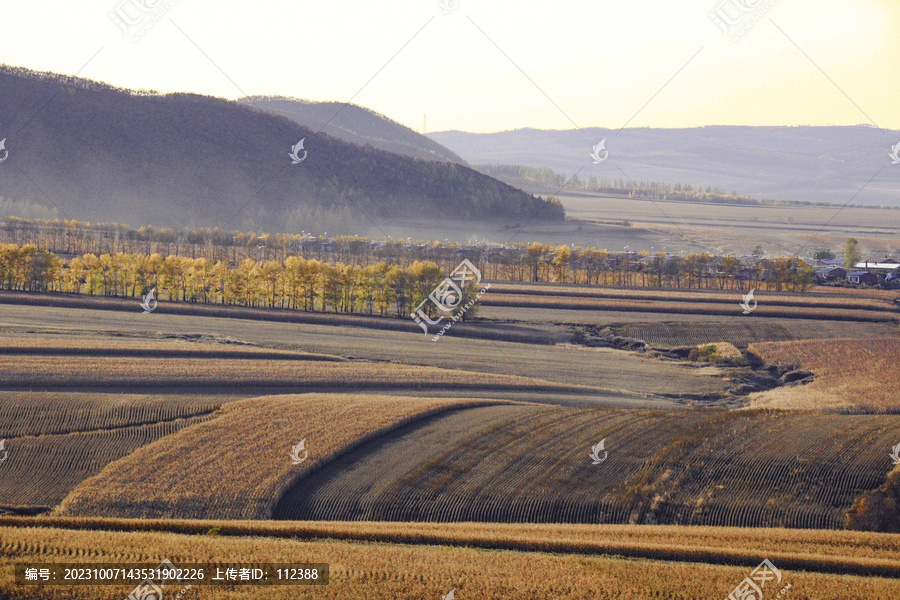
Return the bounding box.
[429,126,900,207]
[240,96,465,164]
[0,65,560,233]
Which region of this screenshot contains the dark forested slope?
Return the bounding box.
[0,65,562,232]
[241,96,465,164]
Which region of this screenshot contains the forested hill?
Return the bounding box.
[0,65,562,233]
[241,96,466,164]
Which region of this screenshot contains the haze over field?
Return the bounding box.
[1,3,899,600]
[430,125,900,207]
[0,1,897,238]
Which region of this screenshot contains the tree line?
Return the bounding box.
[0,243,486,318]
[475,164,750,202]
[0,237,817,323]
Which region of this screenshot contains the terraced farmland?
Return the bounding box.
[0,284,897,598]
[0,303,734,398]
[276,407,900,529]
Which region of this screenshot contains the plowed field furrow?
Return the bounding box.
[0,392,227,437]
[276,408,900,527]
[0,415,215,506]
[55,394,507,520]
[641,413,898,528]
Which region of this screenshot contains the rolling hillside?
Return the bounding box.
[0,65,561,233]
[54,394,510,519]
[242,95,465,163]
[274,406,900,529]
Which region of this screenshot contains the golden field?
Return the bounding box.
[0,283,898,598]
[748,338,900,411]
[54,394,512,520]
[1,521,898,599]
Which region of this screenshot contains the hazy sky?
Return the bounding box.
[1,0,897,133]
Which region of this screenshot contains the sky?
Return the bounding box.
[0,0,897,134]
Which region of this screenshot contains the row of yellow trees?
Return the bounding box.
[0,244,480,317]
[0,242,816,318]
[3,218,824,291]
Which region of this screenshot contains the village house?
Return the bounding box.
[815,267,847,282]
[847,271,879,285]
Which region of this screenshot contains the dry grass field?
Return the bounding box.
[2,521,900,599]
[748,338,900,412]
[0,333,348,360]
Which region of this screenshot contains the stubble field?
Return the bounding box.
[0,281,898,598]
